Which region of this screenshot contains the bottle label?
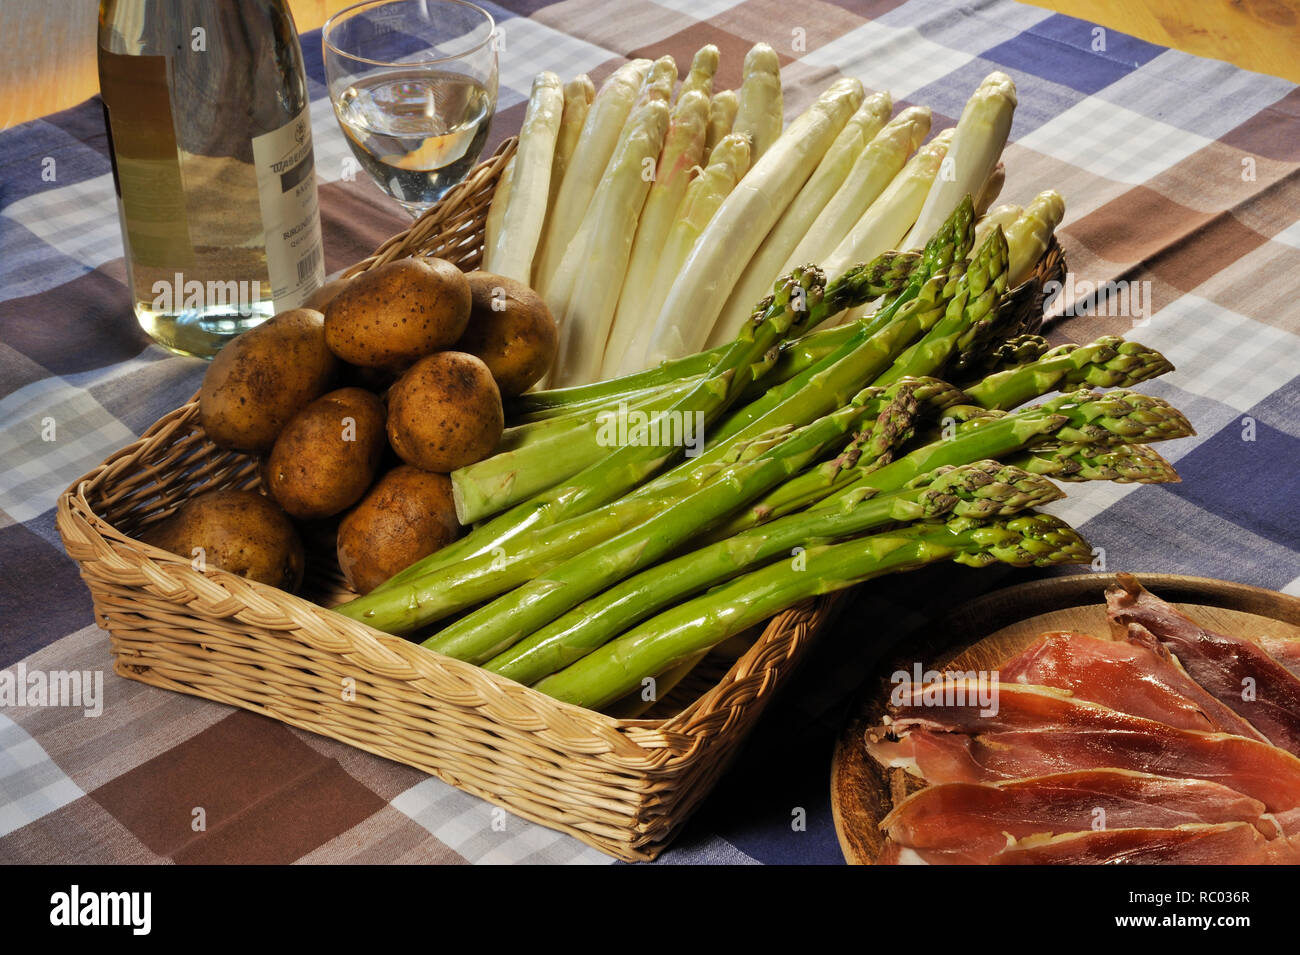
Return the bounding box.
[251,105,326,310]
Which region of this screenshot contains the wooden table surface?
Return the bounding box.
[1,0,1297,130]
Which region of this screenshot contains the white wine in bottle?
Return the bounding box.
[98,0,326,359]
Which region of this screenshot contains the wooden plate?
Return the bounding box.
[829,572,1300,865]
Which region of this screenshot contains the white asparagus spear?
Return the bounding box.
[601,88,711,377]
[484,71,564,282]
[823,128,955,281]
[707,92,898,346]
[532,60,651,297]
[679,45,720,102]
[732,43,783,160]
[641,76,865,365]
[537,76,595,265]
[530,77,595,285]
[704,89,739,161]
[901,71,1017,249]
[614,132,752,376]
[635,55,678,107]
[784,106,930,268]
[973,202,1023,252]
[483,155,515,266]
[825,128,954,326]
[549,99,672,387]
[545,56,676,315]
[1005,189,1065,287]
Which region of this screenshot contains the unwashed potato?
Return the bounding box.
[324,257,471,369]
[265,387,387,519]
[458,271,558,397]
[144,489,304,591]
[337,465,460,595]
[387,352,503,472]
[199,308,338,453]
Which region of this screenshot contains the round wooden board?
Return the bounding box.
[829,572,1300,866]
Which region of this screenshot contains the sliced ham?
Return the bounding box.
[991,822,1300,865]
[875,728,1300,814]
[1106,573,1300,756]
[1000,630,1266,739]
[878,769,1272,864]
[867,576,1300,865]
[866,682,1300,812]
[1255,634,1300,680]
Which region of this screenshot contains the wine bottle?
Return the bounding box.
[98,0,326,359]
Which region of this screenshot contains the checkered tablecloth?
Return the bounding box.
[2,0,1298,865]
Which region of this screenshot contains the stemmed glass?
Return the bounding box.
[323,0,499,217]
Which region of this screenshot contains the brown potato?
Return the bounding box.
[458,272,558,397]
[199,308,338,453]
[387,352,503,472]
[145,489,304,591]
[337,465,461,594]
[265,387,387,519]
[323,257,471,369]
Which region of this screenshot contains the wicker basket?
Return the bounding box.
[56,137,1065,862]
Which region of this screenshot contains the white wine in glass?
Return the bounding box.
[324,0,499,217]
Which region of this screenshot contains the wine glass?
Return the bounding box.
[323,0,499,217]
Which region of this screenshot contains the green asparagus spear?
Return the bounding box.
[963,336,1175,411]
[366,377,921,614]
[338,426,799,633]
[533,513,1091,709]
[486,461,1062,685]
[955,333,1049,381]
[719,389,1193,532]
[1006,441,1180,483]
[874,226,1008,386]
[699,376,967,530]
[496,378,695,441]
[421,391,892,658]
[457,377,700,522]
[826,389,1194,506]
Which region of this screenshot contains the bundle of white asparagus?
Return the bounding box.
[484,45,1053,388]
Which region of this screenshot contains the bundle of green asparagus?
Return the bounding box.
[485,43,1040,388]
[335,199,1194,714]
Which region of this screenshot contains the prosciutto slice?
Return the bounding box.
[1000,630,1266,739]
[1255,634,1300,680]
[867,682,1300,812]
[878,769,1272,865]
[1106,574,1300,756]
[990,823,1300,865]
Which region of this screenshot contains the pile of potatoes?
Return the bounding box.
[147,257,557,597]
